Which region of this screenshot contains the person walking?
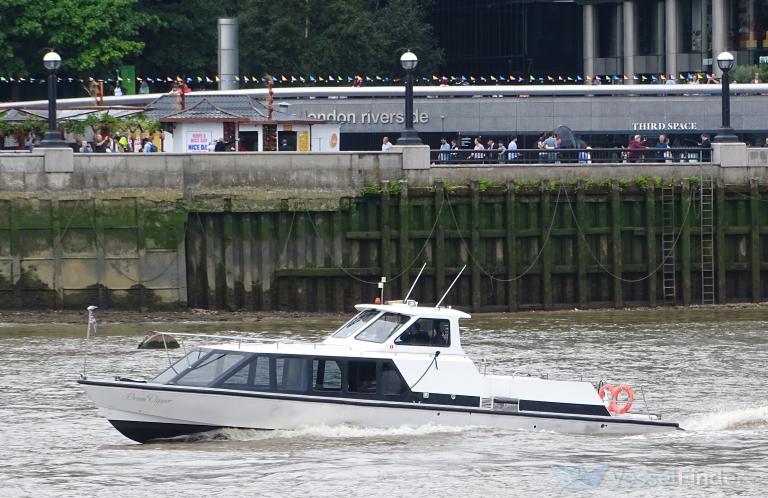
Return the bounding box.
[471,137,485,162]
[439,137,451,163]
[507,136,518,162]
[381,136,392,151]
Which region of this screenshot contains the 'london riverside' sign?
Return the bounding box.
[631,122,699,131]
[305,109,430,125]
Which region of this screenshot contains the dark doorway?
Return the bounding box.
[277,131,297,151]
[240,131,259,151]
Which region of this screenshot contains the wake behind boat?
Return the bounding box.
[78,268,681,443]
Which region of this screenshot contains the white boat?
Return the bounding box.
[79,288,681,442]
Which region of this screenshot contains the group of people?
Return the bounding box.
[432,136,520,163]
[626,133,711,163]
[78,132,158,153]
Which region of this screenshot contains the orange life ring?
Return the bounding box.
[599,384,635,415]
[612,384,635,415]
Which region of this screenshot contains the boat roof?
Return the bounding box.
[354,302,471,319]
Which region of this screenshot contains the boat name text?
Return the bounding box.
[125,392,173,406]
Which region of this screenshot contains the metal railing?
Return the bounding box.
[430,147,712,165]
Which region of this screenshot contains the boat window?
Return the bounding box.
[380,361,408,396]
[394,319,451,347]
[276,357,310,392]
[355,313,410,343]
[347,360,377,394]
[313,359,342,392]
[152,349,208,384]
[331,309,380,338]
[174,352,248,387]
[219,355,271,390]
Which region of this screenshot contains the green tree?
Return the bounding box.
[730,64,768,83]
[0,0,150,76]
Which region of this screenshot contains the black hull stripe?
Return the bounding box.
[110,420,221,444]
[79,379,680,429]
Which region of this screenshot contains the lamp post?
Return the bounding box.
[396,51,422,145]
[714,51,738,143]
[39,50,66,148]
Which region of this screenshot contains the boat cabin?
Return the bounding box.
[147,301,480,407]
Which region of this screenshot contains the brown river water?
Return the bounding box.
[1,307,767,497]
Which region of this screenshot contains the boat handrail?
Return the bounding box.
[150,331,354,351]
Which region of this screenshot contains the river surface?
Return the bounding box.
[1,308,767,497]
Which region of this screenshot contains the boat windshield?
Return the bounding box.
[355,313,410,343]
[331,309,380,338]
[152,349,208,384]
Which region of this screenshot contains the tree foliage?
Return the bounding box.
[0,0,150,76]
[2,0,442,82]
[730,64,768,84]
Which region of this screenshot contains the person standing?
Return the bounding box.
[578,145,592,164]
[450,138,460,162]
[628,135,645,163]
[699,133,711,162]
[93,133,109,153]
[113,83,123,96]
[543,133,557,163]
[655,134,669,161]
[381,136,392,151]
[439,137,451,163]
[79,140,93,153]
[139,80,150,94]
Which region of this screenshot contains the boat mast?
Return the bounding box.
[435,265,467,308]
[404,262,427,302]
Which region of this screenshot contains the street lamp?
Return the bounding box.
[39,50,66,148]
[714,51,738,143]
[396,50,422,145]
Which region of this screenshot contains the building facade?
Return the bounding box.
[434,0,768,77]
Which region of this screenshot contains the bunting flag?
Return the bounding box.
[0,70,738,90]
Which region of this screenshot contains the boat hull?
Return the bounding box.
[80,380,680,443]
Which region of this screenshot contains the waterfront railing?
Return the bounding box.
[430,147,711,165]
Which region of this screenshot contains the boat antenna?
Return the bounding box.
[435,265,466,308]
[404,262,427,302]
[81,305,98,378]
[377,276,387,304]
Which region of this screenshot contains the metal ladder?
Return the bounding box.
[661,184,676,304]
[700,176,716,304]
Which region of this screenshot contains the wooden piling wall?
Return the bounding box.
[183,179,768,312]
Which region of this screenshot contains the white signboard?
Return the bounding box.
[185,131,211,152]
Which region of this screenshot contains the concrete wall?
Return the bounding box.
[286,94,768,135]
[1,146,766,197]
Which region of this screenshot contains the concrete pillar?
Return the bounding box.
[665,0,680,79]
[218,18,239,91]
[583,3,597,77]
[655,1,666,56]
[614,3,624,59]
[623,0,637,80]
[712,0,729,76]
